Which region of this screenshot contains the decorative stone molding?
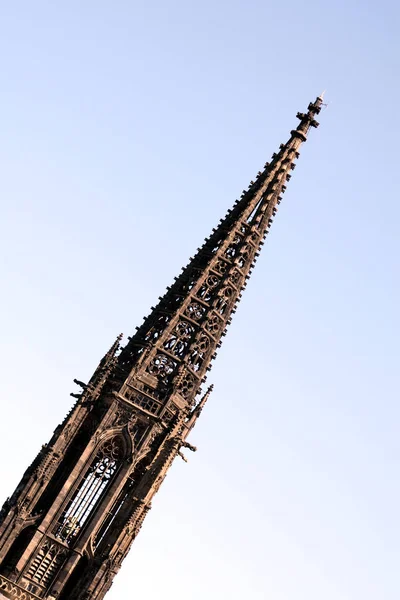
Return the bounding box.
[0,575,40,600]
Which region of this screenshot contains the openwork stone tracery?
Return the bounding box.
[0,96,322,600]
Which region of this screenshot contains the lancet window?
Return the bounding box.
[53,437,123,545]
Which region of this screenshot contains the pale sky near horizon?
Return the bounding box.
[0,1,400,599]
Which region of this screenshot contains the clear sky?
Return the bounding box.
[0,1,399,599]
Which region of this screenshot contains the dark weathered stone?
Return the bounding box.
[0,96,322,599]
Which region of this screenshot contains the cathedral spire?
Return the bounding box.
[117,95,322,407]
[0,96,322,600]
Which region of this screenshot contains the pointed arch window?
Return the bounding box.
[53,437,123,546]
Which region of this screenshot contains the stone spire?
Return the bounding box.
[116,95,323,406]
[0,96,322,600]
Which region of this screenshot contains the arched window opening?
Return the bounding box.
[53,437,124,546]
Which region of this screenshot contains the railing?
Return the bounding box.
[0,574,41,600]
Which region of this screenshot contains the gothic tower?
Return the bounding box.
[0,96,322,600]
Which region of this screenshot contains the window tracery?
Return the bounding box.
[53,437,123,546]
[236,247,251,269]
[215,297,228,315]
[147,354,177,379]
[224,233,243,260]
[197,275,220,302]
[229,270,241,286]
[221,286,234,300]
[204,313,223,335]
[123,388,162,415]
[163,321,194,357]
[214,259,229,275]
[184,301,206,322]
[214,285,236,316]
[177,372,196,399]
[188,335,211,371]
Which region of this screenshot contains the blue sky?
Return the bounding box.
[0,1,399,598]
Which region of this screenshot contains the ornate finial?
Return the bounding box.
[196,384,214,413]
[183,384,214,435]
[106,333,123,358]
[292,95,323,141]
